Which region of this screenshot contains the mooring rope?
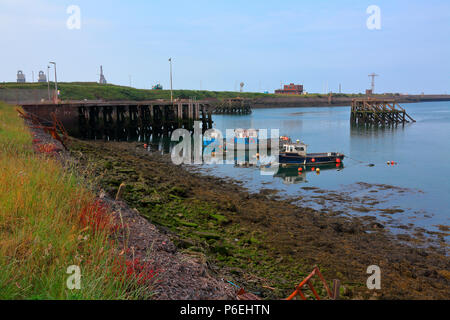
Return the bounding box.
[344,154,366,164]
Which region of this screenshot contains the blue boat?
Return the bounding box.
[279,142,344,165]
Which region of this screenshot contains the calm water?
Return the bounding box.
[191,101,450,234]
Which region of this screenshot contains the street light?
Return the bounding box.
[169,58,173,102]
[49,61,58,103]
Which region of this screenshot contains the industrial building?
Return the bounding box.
[38,71,47,83]
[275,83,304,95]
[17,70,26,83]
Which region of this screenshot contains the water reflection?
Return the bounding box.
[274,163,344,185]
[350,122,407,138]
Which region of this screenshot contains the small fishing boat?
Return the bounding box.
[279,142,344,165]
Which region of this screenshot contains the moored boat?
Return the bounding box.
[279,142,344,165]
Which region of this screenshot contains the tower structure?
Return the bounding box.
[368,73,378,93]
[99,65,107,84]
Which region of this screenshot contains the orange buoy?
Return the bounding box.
[311,167,315,171]
[298,167,303,172]
[311,158,316,163]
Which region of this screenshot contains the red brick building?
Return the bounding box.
[275,83,304,95]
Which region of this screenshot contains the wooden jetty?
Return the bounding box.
[211,98,252,115]
[350,98,415,126]
[21,99,213,140]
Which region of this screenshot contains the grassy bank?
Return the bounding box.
[0,82,364,101]
[0,102,152,299]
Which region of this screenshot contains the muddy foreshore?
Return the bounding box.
[69,139,449,300]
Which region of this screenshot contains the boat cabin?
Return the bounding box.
[283,143,307,156]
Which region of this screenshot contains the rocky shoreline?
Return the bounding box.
[66,139,449,300]
[28,122,235,300]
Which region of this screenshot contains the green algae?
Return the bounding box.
[68,140,450,300]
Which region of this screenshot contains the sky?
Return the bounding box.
[1,0,449,94]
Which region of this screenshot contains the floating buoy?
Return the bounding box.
[298,167,303,172]
[311,158,316,163]
[311,167,315,171]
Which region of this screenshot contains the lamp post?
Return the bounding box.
[47,66,51,101]
[49,62,58,103]
[169,58,173,102]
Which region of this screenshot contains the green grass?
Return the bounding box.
[0,102,152,299]
[1,82,274,101]
[0,82,367,101]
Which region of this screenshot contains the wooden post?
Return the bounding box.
[195,102,200,120]
[332,279,340,300]
[207,110,213,129]
[177,103,183,120]
[150,105,155,134]
[188,102,193,120]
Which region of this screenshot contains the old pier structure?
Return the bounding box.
[21,100,213,141]
[350,98,415,126]
[211,98,252,115]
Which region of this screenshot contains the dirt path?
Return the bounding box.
[69,139,449,300]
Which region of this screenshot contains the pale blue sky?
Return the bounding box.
[1,0,449,93]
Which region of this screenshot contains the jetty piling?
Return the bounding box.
[211,98,252,115]
[21,100,213,140]
[351,98,415,126]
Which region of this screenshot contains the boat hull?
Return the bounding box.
[279,152,344,165]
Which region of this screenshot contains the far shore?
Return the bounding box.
[1,83,449,108]
[250,94,450,109]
